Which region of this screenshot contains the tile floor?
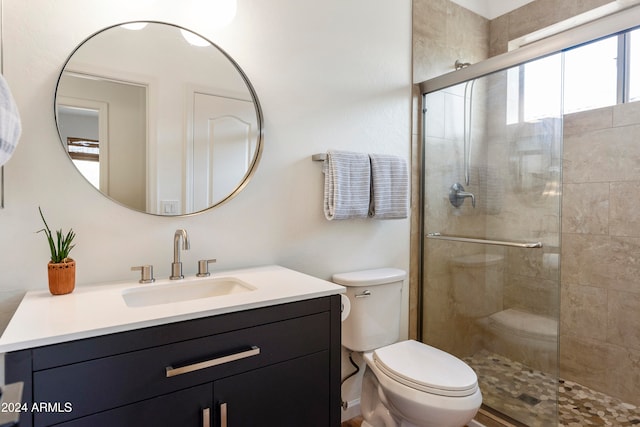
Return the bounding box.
[465,350,640,426]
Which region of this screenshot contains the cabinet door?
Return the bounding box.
[214,351,330,427]
[55,384,212,427]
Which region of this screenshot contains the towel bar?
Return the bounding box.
[312,153,327,161]
[426,232,543,248]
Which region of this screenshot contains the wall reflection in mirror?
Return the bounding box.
[55,21,263,216]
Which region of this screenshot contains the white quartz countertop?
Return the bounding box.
[0,265,345,353]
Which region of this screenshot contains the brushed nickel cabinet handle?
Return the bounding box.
[165,346,260,378]
[220,403,228,427]
[202,407,210,427]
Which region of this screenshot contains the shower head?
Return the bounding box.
[455,59,471,70]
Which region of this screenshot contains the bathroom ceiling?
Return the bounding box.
[449,0,536,19]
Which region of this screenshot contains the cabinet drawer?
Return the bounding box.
[33,312,329,426]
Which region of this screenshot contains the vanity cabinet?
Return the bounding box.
[5,295,341,427]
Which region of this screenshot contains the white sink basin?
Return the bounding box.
[122,277,256,307]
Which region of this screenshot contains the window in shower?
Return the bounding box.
[508,27,640,123]
[563,35,618,113]
[506,53,562,124]
[522,54,562,121]
[629,28,640,102]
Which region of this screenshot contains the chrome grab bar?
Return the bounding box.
[166,346,260,378]
[426,232,543,248]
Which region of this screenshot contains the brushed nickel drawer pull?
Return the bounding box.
[220,403,228,427]
[165,346,260,378]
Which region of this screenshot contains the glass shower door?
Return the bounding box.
[421,55,562,426]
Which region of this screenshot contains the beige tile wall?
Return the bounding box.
[560,101,640,405]
[410,0,489,339]
[488,0,611,56]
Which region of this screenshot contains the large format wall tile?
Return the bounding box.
[563,125,640,183]
[562,182,609,235]
[563,106,612,136]
[613,100,640,128]
[560,284,607,341]
[610,181,640,237]
[561,334,640,406]
[560,334,611,393]
[562,234,640,293]
[608,290,640,351]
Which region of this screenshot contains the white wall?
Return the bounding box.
[0,0,412,411]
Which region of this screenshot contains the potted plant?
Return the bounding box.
[37,207,76,295]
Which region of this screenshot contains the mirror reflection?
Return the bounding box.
[55,21,263,215]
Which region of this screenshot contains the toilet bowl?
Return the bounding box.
[361,340,482,427]
[334,268,482,427]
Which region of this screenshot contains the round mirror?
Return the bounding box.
[55,21,263,216]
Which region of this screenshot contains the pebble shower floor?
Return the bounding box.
[465,350,640,426]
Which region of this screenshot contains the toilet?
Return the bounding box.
[334,268,482,427]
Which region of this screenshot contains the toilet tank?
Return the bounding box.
[333,268,406,352]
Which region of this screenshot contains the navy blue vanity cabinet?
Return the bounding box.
[5,295,341,427]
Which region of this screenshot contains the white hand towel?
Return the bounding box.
[369,153,408,219]
[0,74,21,167]
[323,150,371,220]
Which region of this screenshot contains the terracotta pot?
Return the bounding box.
[48,259,76,295]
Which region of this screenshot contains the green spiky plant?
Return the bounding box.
[37,206,76,263]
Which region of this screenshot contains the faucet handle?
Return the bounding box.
[132,265,155,284]
[196,259,217,277]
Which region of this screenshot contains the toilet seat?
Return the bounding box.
[373,340,478,397]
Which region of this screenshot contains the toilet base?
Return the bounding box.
[361,354,482,427]
[361,367,424,427]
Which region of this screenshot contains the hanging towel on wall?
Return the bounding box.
[323,150,371,220]
[369,153,408,219]
[0,74,21,167]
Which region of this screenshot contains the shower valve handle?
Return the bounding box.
[449,183,476,208]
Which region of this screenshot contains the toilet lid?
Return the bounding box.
[373,340,478,397]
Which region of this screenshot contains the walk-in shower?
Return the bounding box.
[422,60,562,426]
[418,7,640,427]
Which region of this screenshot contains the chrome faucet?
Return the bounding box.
[170,229,190,280]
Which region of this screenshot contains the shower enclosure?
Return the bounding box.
[421,57,562,427]
[417,8,640,426]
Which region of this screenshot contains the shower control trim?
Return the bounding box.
[449,183,475,208]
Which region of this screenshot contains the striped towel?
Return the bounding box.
[0,74,21,167]
[323,150,371,220]
[368,154,408,219]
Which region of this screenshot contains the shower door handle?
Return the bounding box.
[426,233,543,248]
